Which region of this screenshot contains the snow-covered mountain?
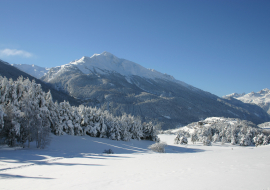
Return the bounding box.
[12,63,49,79]
[224,92,246,98]
[45,51,193,89]
[41,52,270,129]
[224,88,270,115]
[0,60,79,106]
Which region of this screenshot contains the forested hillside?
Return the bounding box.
[173,117,270,147]
[0,76,159,148]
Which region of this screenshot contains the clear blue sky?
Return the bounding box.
[0,0,269,97]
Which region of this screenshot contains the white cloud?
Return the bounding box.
[0,48,33,58]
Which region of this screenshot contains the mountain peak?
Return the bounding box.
[49,51,193,90]
[100,51,114,56]
[89,51,115,59]
[258,88,270,95]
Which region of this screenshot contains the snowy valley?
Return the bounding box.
[1,0,270,188]
[0,57,270,190]
[1,75,270,190]
[1,54,270,190]
[1,133,270,190]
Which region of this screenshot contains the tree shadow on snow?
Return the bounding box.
[0,135,204,179]
[0,173,53,180]
[89,138,205,154]
[164,145,205,153]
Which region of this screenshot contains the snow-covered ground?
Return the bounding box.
[1,134,270,190]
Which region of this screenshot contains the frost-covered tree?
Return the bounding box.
[202,136,211,146]
[253,134,269,147]
[142,122,159,142]
[239,134,252,146]
[174,117,266,147]
[0,105,4,130]
[0,76,159,147]
[19,82,51,148]
[231,136,236,145]
[263,135,269,145]
[175,130,188,144]
[212,133,220,143]
[221,136,226,145]
[0,104,21,147]
[191,132,198,144]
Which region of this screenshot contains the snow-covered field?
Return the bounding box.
[1,134,270,190]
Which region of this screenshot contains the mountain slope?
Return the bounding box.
[44,51,196,90]
[41,52,270,129]
[12,63,49,79]
[0,59,79,106]
[224,88,270,115]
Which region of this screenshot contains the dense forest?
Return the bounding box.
[0,76,159,148]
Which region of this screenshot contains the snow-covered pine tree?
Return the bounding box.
[107,117,121,140]
[99,116,107,138]
[142,122,159,142]
[239,131,252,146]
[129,115,143,140]
[51,101,64,135]
[78,105,89,129]
[0,76,160,145]
[202,136,211,146]
[212,133,220,143]
[72,107,83,136]
[17,79,51,148]
[0,105,4,129]
[89,123,99,137]
[58,101,75,135]
[120,116,132,141]
[221,136,226,145]
[253,133,269,147]
[0,77,11,104]
[175,130,188,144]
[263,135,269,145]
[0,104,21,147]
[191,131,198,144]
[231,136,236,145]
[44,91,58,132]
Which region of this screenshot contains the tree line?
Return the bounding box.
[0,76,159,148]
[174,118,270,146]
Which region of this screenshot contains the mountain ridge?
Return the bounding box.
[40,52,270,129]
[224,88,270,115]
[45,51,194,90]
[12,63,50,79]
[0,60,79,106]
